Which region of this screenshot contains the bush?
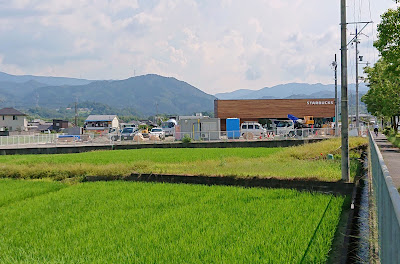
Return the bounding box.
[383,127,393,136]
[182,135,192,144]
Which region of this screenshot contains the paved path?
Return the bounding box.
[374,133,400,188]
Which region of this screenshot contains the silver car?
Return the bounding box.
[120,127,138,140]
[150,127,165,140]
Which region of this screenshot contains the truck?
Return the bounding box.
[275,115,314,137]
[275,120,296,137]
[161,119,177,137]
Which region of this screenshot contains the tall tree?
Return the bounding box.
[374,6,400,72]
[362,6,400,131]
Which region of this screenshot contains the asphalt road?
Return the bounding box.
[375,133,400,189]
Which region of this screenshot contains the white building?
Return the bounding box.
[0,107,28,132]
[84,115,119,132]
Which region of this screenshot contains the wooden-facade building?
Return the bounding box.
[214,99,336,130]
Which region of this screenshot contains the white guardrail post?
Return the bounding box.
[369,130,400,263]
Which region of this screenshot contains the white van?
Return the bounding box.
[241,122,266,138]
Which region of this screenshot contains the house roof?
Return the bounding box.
[0,107,26,116]
[38,124,53,131]
[85,115,118,122]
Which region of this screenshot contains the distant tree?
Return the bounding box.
[119,116,138,123]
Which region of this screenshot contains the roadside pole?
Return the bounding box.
[355,27,360,136]
[341,0,350,182]
[333,54,338,136]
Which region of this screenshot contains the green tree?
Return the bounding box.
[362,59,400,131]
[362,5,400,131]
[374,6,400,72]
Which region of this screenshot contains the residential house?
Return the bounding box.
[27,119,53,133]
[53,119,69,131]
[84,115,119,132]
[0,107,28,132]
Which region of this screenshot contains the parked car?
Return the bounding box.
[241,122,266,138]
[120,127,138,140]
[150,127,165,140]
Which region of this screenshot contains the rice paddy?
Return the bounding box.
[0,179,345,263]
[0,137,366,181]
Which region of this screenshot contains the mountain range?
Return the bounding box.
[0,71,369,117]
[0,71,91,86]
[0,72,215,116]
[215,82,369,100]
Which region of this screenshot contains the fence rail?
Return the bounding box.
[0,126,370,148]
[0,128,343,148]
[369,130,400,263]
[0,134,58,147]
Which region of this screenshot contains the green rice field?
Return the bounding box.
[0,179,345,263]
[0,137,366,181]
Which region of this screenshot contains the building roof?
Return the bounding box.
[38,124,53,131]
[0,107,26,116]
[85,115,118,122]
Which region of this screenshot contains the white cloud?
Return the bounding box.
[0,0,396,93]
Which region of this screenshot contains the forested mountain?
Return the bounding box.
[0,71,92,86]
[0,73,216,116]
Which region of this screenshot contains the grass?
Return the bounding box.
[0,178,65,207]
[0,179,345,263]
[0,137,367,181]
[387,131,400,149]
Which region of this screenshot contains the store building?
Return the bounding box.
[214,98,336,130]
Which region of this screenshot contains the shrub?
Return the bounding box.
[383,127,393,136]
[182,135,192,144]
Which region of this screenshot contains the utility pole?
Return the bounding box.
[347,21,372,136]
[333,54,338,136]
[355,27,360,136]
[74,100,78,127]
[341,0,350,182]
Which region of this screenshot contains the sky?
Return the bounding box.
[0,0,398,94]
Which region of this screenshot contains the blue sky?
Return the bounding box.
[0,0,397,93]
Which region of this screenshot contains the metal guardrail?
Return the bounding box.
[369,130,400,263]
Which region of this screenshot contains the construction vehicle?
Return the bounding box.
[277,115,315,137]
[304,116,314,125]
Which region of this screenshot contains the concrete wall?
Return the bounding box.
[0,138,323,155]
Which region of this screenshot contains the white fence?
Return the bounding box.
[369,131,400,263]
[174,127,337,142]
[0,134,58,147]
[0,125,372,149]
[0,128,353,148]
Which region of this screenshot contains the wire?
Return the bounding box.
[365,0,376,64]
[367,0,372,20]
